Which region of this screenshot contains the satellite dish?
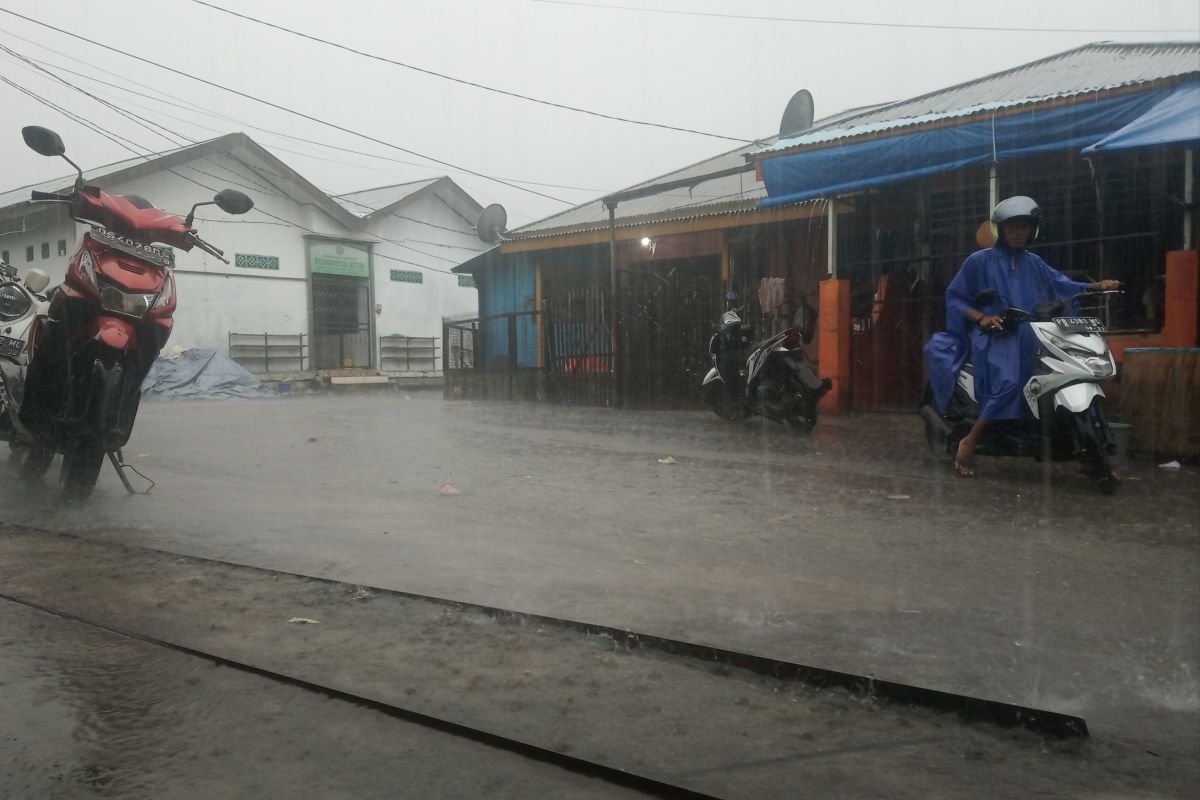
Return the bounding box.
[779,89,815,139]
[476,204,508,244]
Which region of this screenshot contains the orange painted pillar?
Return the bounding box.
[1162,250,1199,347]
[818,278,851,412]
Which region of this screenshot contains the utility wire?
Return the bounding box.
[0,7,574,205]
[191,0,753,144]
[532,0,1195,34]
[0,32,608,193]
[0,73,465,275]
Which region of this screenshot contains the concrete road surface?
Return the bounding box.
[3,391,1197,788]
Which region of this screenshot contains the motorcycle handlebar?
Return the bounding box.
[30,189,72,202]
[185,232,228,264]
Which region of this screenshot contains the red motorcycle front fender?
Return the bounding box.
[95,316,140,353]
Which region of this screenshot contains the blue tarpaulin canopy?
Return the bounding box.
[1082,80,1200,154]
[758,87,1175,208]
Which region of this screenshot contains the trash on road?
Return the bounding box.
[658,456,678,465]
[287,617,320,625]
[1159,460,1182,470]
[439,481,462,495]
[886,494,911,500]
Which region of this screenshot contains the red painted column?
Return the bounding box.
[818,278,851,412]
[1162,250,1199,348]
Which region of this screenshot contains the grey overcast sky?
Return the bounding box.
[1,0,1197,228]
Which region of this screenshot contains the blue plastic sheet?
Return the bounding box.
[1082,81,1200,154]
[759,89,1172,207]
[141,348,274,400]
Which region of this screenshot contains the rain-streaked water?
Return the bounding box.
[0,600,640,800]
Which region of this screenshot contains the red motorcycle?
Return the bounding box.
[16,125,253,499]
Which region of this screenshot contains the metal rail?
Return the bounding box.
[0,523,1089,741]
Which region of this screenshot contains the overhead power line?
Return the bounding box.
[532,0,1196,34]
[0,7,573,206]
[0,30,609,193]
[0,73,467,275]
[190,0,753,144]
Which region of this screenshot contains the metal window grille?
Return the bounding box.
[25,246,33,262]
[235,253,281,270]
[457,274,476,288]
[57,239,67,256]
[390,269,424,284]
[40,242,49,259]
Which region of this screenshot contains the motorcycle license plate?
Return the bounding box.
[1054,317,1106,334]
[0,335,23,358]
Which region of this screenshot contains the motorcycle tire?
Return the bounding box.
[58,357,123,502]
[705,381,747,422]
[59,440,104,502]
[13,442,55,479]
[1077,398,1120,495]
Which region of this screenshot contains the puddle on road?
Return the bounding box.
[0,601,635,800]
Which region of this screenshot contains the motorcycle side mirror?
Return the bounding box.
[22,126,65,157]
[24,269,50,294]
[974,288,999,305]
[184,189,255,226]
[725,291,738,302]
[214,189,254,215]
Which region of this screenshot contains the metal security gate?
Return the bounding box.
[312,273,372,369]
[618,260,723,408]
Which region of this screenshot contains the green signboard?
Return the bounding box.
[309,241,370,278]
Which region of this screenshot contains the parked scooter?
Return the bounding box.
[702,295,831,429]
[1,125,253,500]
[0,259,52,472]
[920,288,1123,494]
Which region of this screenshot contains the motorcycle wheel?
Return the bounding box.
[705,381,747,422]
[59,440,104,501]
[785,397,818,432]
[13,442,55,479]
[1078,399,1120,495]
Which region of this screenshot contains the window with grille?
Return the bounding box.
[390,270,423,284]
[458,275,476,288]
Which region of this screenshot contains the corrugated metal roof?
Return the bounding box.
[762,41,1200,154]
[510,103,880,240]
[332,179,439,218]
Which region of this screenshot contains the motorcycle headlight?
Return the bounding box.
[77,250,98,291]
[1045,331,1102,359]
[97,279,156,317]
[0,283,31,321]
[1082,356,1114,378]
[151,269,175,312]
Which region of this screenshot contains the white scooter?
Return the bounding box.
[921,288,1123,494]
[0,259,53,475]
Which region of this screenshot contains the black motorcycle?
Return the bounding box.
[701,299,831,430]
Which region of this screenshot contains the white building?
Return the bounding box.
[0,133,486,378]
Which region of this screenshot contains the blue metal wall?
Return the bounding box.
[478,254,538,368]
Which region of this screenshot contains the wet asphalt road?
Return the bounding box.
[3,391,1198,770]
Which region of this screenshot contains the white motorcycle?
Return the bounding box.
[0,259,53,475]
[921,288,1123,494]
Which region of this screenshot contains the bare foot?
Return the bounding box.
[955,440,976,477]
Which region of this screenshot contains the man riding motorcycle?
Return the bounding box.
[924,196,1120,476]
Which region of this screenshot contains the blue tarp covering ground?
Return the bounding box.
[141,348,274,400]
[1082,81,1200,154]
[758,87,1178,207]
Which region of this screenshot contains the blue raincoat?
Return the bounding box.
[925,242,1088,420]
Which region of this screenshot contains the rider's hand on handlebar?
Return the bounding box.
[978,314,1004,332]
[1095,279,1120,291]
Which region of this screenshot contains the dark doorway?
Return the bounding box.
[312,273,372,369]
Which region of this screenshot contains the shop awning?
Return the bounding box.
[758,88,1172,208]
[1082,80,1200,154]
